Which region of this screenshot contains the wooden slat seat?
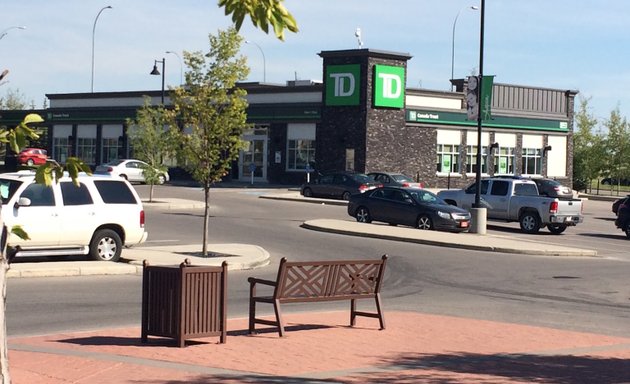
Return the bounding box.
[248,255,387,337]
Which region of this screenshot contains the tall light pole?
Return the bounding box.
[0,26,26,40]
[91,5,112,92]
[245,40,266,83]
[451,5,478,90]
[471,0,486,234]
[150,58,165,105]
[165,50,183,85]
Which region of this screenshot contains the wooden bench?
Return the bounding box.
[248,255,387,337]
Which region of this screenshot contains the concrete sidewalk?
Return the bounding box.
[8,310,630,383]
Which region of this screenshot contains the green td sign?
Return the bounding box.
[374,65,405,108]
[325,64,360,106]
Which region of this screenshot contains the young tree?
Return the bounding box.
[0,88,30,110]
[573,97,605,192]
[171,27,250,256]
[218,0,298,41]
[603,107,630,190]
[127,97,177,202]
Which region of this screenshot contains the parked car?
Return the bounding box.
[94,159,169,185]
[530,178,573,199]
[17,148,48,166]
[347,186,471,232]
[0,170,147,261]
[612,195,630,216]
[367,172,425,188]
[300,171,382,200]
[615,197,630,238]
[438,177,583,234]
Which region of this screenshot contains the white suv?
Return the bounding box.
[0,171,148,262]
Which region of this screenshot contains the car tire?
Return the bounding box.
[342,191,351,201]
[89,229,122,262]
[625,222,630,239]
[548,224,567,234]
[519,211,541,234]
[157,174,166,185]
[355,207,372,223]
[26,158,34,166]
[417,215,433,230]
[303,187,313,198]
[120,174,128,180]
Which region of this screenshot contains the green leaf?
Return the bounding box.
[11,225,30,241]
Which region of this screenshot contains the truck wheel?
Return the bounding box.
[355,207,372,223]
[342,191,352,200]
[548,224,567,234]
[90,229,122,262]
[519,212,541,234]
[625,222,630,239]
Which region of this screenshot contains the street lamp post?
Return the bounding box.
[150,58,165,105]
[0,26,26,40]
[451,5,478,90]
[165,50,183,85]
[91,5,113,92]
[245,40,266,83]
[471,0,486,234]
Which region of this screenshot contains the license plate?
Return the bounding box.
[460,221,469,228]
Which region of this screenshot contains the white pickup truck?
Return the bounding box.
[437,178,583,234]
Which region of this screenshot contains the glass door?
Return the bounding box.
[239,136,267,182]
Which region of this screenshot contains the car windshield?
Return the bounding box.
[408,189,444,204]
[105,159,126,166]
[391,174,413,182]
[0,179,23,204]
[352,174,374,183]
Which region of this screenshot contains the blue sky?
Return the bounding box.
[2,1,628,124]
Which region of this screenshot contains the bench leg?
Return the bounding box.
[375,293,385,330]
[274,299,285,337]
[350,298,357,326]
[248,284,256,334]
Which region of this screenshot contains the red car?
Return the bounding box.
[17,148,48,166]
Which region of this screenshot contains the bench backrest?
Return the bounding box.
[274,255,387,303]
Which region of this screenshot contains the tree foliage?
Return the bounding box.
[171,27,250,256]
[0,88,31,110]
[218,0,298,41]
[127,97,177,201]
[572,98,605,191]
[603,107,630,187]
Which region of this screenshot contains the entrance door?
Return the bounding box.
[239,136,267,182]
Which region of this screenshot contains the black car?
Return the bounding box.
[531,178,573,199]
[300,171,382,200]
[615,197,630,238]
[612,195,630,216]
[347,186,471,232]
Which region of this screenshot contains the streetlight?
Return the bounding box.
[471,0,486,233]
[150,58,165,105]
[0,26,26,40]
[91,5,113,92]
[451,5,478,90]
[165,50,183,85]
[245,40,266,83]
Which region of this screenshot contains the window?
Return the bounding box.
[20,184,55,206]
[514,183,538,196]
[436,144,460,173]
[77,138,96,164]
[490,180,509,196]
[60,182,93,206]
[494,146,515,175]
[102,137,121,164]
[94,180,138,204]
[53,137,71,163]
[466,145,488,174]
[287,139,315,171]
[465,180,489,195]
[0,179,23,204]
[522,148,542,175]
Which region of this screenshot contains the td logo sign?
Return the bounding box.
[374,65,405,108]
[325,64,360,106]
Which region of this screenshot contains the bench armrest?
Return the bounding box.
[248,277,277,287]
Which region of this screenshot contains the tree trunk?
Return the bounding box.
[0,254,10,383]
[202,186,210,257]
[149,183,155,203]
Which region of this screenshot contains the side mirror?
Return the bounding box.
[15,197,32,209]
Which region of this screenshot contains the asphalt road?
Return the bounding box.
[6,184,630,338]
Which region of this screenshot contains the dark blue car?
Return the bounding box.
[347,186,471,232]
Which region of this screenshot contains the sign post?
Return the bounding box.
[248,163,256,185]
